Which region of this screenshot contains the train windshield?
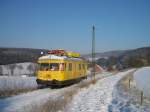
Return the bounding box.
[39,63,65,71]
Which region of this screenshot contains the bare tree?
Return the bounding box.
[9,64,16,76]
[34,63,38,73]
[27,64,34,76]
[0,66,3,76]
[17,65,23,75]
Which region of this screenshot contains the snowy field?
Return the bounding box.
[0,76,37,92]
[134,67,150,97]
[0,70,134,112]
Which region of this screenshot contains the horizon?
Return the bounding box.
[0,0,150,54]
[0,45,149,55]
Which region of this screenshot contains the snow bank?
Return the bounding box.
[134,67,150,97]
[0,62,37,76]
[0,76,37,91]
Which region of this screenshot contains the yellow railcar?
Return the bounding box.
[36,50,88,86]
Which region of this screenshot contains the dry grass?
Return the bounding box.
[117,70,137,95]
[119,71,133,91]
[42,89,77,112]
[24,88,78,112]
[0,88,37,98]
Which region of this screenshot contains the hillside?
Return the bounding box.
[83,50,128,59]
[0,48,48,65]
[83,47,150,69]
[0,47,150,69]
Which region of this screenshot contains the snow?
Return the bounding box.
[65,69,135,112]
[39,54,83,61]
[0,69,143,112]
[39,54,68,60]
[0,85,83,112]
[133,67,150,97]
[0,76,37,91]
[0,89,54,112]
[0,62,37,76]
[0,72,111,112]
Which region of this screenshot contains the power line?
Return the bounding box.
[92,25,96,80]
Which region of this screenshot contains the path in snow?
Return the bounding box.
[65,70,135,112]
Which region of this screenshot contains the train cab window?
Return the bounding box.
[50,63,59,71]
[39,63,49,71]
[68,63,72,71]
[39,63,65,71]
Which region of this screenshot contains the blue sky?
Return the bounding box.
[0,0,150,54]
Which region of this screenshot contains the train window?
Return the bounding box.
[39,63,62,71]
[79,64,81,70]
[68,63,72,71]
[50,63,59,71]
[39,63,49,71]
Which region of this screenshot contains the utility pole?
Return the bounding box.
[92,25,96,82]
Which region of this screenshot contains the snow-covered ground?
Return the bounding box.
[134,67,150,97]
[0,76,37,92]
[0,62,37,76]
[0,72,111,112]
[0,88,59,112]
[65,69,135,112]
[0,69,143,112]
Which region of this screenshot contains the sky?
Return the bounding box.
[0,0,150,54]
